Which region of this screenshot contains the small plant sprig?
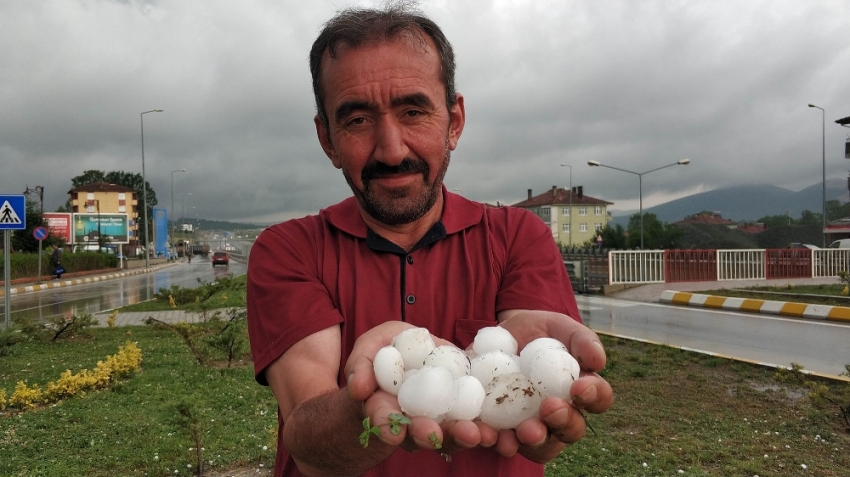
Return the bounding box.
[359,413,412,448]
[428,432,442,449]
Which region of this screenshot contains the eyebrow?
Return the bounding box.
[334,93,435,123]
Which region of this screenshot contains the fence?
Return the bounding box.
[602,248,850,285]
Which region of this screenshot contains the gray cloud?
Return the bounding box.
[2,0,849,224]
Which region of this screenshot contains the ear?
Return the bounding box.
[447,93,465,151]
[314,114,341,168]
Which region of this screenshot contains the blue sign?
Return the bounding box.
[33,226,48,240]
[0,195,26,230]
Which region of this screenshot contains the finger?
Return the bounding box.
[513,417,548,447]
[494,429,519,457]
[406,416,445,451]
[346,357,378,402]
[538,397,586,444]
[437,419,481,455]
[570,375,614,414]
[363,392,407,447]
[476,421,499,448]
[568,328,607,372]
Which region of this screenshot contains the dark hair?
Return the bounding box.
[309,1,457,132]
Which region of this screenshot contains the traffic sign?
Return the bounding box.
[33,226,48,241]
[0,195,26,230]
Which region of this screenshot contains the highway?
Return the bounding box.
[2,254,247,326]
[577,294,850,379]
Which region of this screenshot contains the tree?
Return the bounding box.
[600,223,628,249]
[625,213,683,249]
[799,210,822,227]
[11,199,61,253]
[757,214,796,228]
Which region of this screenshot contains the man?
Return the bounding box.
[247,5,613,477]
[51,244,63,279]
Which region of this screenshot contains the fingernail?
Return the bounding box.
[592,340,605,352]
[575,384,597,405]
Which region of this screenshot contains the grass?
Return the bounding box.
[1,280,848,476]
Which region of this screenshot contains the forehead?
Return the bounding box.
[319,36,444,106]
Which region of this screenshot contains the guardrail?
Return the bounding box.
[602,248,850,285]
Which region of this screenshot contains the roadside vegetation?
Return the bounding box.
[1,277,848,476]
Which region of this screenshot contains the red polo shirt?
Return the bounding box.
[247,190,580,477]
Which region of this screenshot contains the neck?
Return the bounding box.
[359,195,444,252]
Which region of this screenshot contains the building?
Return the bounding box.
[67,182,139,245]
[672,212,737,228]
[512,186,613,247]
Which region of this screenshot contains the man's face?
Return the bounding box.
[315,35,465,226]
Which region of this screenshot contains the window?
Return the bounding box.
[542,206,550,215]
[562,207,570,216]
[562,223,570,232]
[579,207,587,216]
[595,223,603,231]
[118,205,126,213]
[579,223,588,232]
[86,193,94,200]
[86,204,96,213]
[118,193,126,200]
[595,206,602,216]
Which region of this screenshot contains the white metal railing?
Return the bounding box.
[608,250,666,284]
[717,249,765,281]
[813,249,850,277]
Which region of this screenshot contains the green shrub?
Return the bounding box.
[0,251,119,280]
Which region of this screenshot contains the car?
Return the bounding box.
[211,251,229,267]
[788,243,820,250]
[829,239,850,249]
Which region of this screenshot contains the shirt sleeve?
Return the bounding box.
[246,220,345,385]
[494,207,582,323]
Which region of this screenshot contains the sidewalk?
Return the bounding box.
[92,308,244,327]
[604,276,841,302]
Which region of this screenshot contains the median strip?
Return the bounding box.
[659,290,850,323]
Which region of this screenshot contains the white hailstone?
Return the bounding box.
[392,327,436,371]
[472,326,518,356]
[528,347,581,400]
[444,375,486,421]
[373,346,405,395]
[479,372,543,430]
[424,345,471,379]
[397,365,456,421]
[519,337,567,375]
[469,351,521,386]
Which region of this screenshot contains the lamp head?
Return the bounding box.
[678,158,690,165]
[587,160,600,167]
[808,104,816,108]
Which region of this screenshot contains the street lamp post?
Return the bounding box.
[140,109,163,268]
[170,168,186,252]
[560,164,572,247]
[587,159,690,249]
[808,104,826,247]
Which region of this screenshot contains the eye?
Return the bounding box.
[346,117,367,126]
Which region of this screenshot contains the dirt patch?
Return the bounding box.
[206,465,273,477]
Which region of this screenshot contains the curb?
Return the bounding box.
[0,265,173,298]
[659,290,850,323]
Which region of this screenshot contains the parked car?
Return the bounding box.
[211,251,229,267]
[829,239,850,249]
[788,243,820,249]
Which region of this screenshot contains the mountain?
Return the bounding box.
[610,178,849,226]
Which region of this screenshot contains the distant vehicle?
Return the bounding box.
[211,251,229,267]
[829,239,850,249]
[788,243,820,250]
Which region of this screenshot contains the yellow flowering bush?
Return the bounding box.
[0,388,6,411]
[169,295,177,308]
[107,310,118,328]
[4,341,142,412]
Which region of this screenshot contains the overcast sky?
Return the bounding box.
[3,0,849,224]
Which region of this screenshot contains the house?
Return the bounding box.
[67,182,139,247]
[672,212,737,228]
[512,186,613,247]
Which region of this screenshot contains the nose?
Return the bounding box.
[372,115,409,166]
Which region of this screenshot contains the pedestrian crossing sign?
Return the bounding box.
[0,195,26,230]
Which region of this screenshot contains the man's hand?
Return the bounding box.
[493,309,614,462]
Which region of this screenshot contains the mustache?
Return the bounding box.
[362,158,430,182]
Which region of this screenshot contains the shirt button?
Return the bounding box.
[406,294,416,304]
[406,255,414,264]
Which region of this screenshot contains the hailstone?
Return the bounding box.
[397,365,456,421]
[392,327,436,371]
[444,375,485,421]
[519,337,568,376]
[469,351,521,386]
[527,347,580,400]
[373,345,405,395]
[424,345,471,379]
[479,372,544,430]
[472,326,518,356]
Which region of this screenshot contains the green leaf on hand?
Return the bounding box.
[359,417,381,448]
[387,413,411,436]
[428,431,442,450]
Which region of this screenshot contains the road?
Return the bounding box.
[577,294,850,379]
[1,254,247,325]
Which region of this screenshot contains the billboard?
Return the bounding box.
[43,212,72,243]
[73,213,129,244]
[153,207,168,256]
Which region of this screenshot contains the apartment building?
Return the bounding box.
[512,186,612,247]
